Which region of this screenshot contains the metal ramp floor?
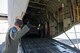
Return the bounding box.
[21,38,80,53]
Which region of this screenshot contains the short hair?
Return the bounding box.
[15,19,23,25]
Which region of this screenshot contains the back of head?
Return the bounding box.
[15,19,23,27]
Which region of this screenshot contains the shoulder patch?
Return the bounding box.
[11,27,17,33]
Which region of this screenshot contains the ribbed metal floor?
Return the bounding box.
[21,38,80,53]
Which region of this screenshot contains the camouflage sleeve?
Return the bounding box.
[10,25,30,40]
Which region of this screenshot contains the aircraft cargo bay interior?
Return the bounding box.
[0,0,80,53]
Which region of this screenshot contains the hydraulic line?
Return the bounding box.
[63,31,77,48]
[73,26,79,49]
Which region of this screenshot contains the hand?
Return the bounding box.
[16,26,21,31]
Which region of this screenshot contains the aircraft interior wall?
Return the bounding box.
[22,0,80,38]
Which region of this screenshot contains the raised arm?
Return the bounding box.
[10,25,30,40]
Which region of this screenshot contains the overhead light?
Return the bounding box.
[62,3,64,7]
